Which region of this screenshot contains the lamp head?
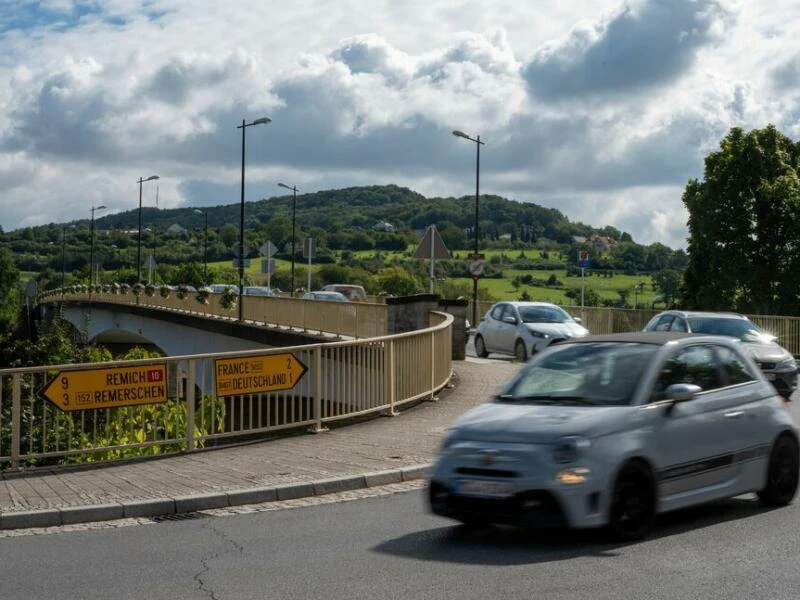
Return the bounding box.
[253,117,272,126]
[452,130,469,139]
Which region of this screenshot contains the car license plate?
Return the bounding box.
[766,373,776,380]
[456,479,514,498]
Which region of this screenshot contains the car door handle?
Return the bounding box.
[724,410,745,419]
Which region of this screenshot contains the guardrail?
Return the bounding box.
[469,300,800,356]
[41,290,389,340]
[0,311,453,470]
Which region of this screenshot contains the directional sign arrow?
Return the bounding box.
[214,353,308,398]
[39,364,168,412]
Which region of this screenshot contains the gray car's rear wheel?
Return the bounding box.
[607,461,656,542]
[758,433,799,506]
[514,339,528,362]
[474,334,489,358]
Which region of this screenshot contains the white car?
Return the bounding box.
[474,301,589,361]
[429,332,799,540]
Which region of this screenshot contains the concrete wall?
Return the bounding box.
[386,294,468,360]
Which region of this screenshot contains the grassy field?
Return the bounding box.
[204,250,661,307]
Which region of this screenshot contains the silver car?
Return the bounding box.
[429,332,799,540]
[474,301,589,361]
[644,310,798,399]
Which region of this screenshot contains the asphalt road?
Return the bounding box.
[2,477,799,600]
[3,343,798,600]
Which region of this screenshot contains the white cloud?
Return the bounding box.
[0,0,799,251]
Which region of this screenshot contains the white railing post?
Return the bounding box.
[11,374,21,469]
[429,329,437,401]
[311,345,327,432]
[387,339,398,416]
[186,360,196,452]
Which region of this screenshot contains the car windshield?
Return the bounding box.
[499,342,658,406]
[518,305,572,324]
[687,317,763,340]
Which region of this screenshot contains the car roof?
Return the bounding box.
[655,310,749,320]
[564,331,707,346]
[497,301,562,308]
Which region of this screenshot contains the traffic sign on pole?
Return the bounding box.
[39,364,168,412]
[259,241,278,258]
[215,353,308,397]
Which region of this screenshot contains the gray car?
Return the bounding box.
[429,332,799,540]
[644,310,798,399]
[474,301,589,362]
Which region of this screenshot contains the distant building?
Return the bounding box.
[166,224,187,235]
[373,220,395,232]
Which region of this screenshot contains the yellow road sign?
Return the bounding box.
[215,353,308,397]
[40,364,168,412]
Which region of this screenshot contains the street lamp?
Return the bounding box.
[278,182,298,295]
[89,205,106,286]
[194,209,208,284]
[136,175,160,283]
[452,129,485,328]
[237,116,271,321]
[61,226,67,295]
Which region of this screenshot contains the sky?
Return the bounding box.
[1,0,799,250]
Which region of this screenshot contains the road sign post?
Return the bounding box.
[303,238,315,291]
[577,250,590,319]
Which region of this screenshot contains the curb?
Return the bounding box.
[0,464,432,531]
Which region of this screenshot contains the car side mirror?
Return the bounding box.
[664,383,702,415]
[503,316,518,325]
[572,316,582,323]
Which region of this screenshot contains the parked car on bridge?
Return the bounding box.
[429,332,800,540]
[303,291,349,303]
[244,286,278,297]
[321,284,367,302]
[643,310,798,399]
[473,301,589,361]
[208,283,239,294]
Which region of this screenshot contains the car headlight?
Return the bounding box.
[552,435,591,463]
[529,330,550,339]
[440,429,459,451]
[777,356,797,370]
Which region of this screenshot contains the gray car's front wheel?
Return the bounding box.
[607,461,657,542]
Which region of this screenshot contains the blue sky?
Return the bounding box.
[1,0,799,250]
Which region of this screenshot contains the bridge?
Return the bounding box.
[1,289,466,470]
[5,287,800,473]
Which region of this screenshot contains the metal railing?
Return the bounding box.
[42,289,389,340]
[0,311,453,470]
[469,300,800,356]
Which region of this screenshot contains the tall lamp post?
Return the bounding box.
[277,182,298,295]
[89,205,106,285]
[194,209,209,284]
[237,117,271,321]
[136,175,160,282]
[61,226,67,296]
[452,129,484,328]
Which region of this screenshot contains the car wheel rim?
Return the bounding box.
[475,337,485,356]
[770,442,799,498]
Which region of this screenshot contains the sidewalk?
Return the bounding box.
[0,359,519,530]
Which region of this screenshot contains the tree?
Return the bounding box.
[651,269,681,306]
[682,125,800,314]
[371,266,421,296]
[0,246,20,339]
